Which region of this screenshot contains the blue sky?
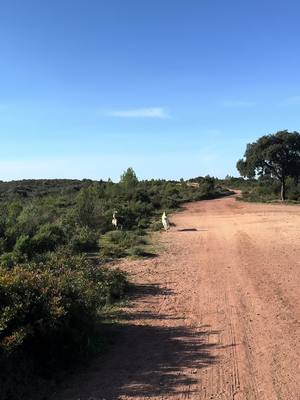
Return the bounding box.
[0,0,300,181]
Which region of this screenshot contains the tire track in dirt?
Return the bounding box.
[234,230,300,400]
[52,196,300,400]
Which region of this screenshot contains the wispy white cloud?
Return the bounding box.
[279,96,300,106]
[103,107,170,118]
[222,100,256,108]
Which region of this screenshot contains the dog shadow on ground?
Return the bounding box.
[176,228,208,232]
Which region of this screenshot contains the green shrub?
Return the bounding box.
[287,187,300,201]
[128,246,148,258]
[69,226,98,253]
[149,220,162,231]
[31,223,65,254]
[0,238,5,255]
[16,204,41,236]
[0,259,127,356]
[75,186,97,227]
[99,230,146,258]
[14,235,33,258]
[0,256,127,398]
[0,252,19,269]
[4,226,19,251]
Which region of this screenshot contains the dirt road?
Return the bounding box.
[54,196,300,400]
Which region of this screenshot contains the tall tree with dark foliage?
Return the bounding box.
[237,130,300,200]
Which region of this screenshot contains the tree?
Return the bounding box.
[76,186,97,227]
[237,130,300,200]
[120,168,138,188]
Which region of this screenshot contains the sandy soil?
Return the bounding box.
[53,195,300,400]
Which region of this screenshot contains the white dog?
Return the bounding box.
[112,212,118,229]
[162,211,170,231]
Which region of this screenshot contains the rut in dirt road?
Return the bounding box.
[53,195,300,400]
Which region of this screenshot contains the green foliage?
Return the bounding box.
[127,246,151,258]
[99,230,146,258]
[0,255,127,399]
[69,226,99,253]
[200,176,215,195]
[75,186,98,227]
[11,224,65,260]
[286,177,300,201]
[0,238,5,255]
[0,172,230,266]
[120,167,138,188]
[32,223,65,254]
[149,220,163,232]
[0,179,88,202]
[235,178,300,203]
[14,235,33,258]
[17,204,42,235]
[237,130,300,200]
[0,253,18,269]
[7,202,23,225]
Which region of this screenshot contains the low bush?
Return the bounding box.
[0,254,127,399]
[149,220,163,232]
[14,234,34,258]
[0,238,6,256]
[69,226,99,253]
[0,252,19,269]
[127,246,152,258]
[99,230,146,258]
[32,223,66,253]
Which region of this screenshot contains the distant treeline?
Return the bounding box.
[0,178,93,200]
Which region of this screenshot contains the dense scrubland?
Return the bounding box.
[0,168,229,400]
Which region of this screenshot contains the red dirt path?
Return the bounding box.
[53,195,300,400]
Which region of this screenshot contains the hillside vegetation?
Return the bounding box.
[0,169,229,400]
